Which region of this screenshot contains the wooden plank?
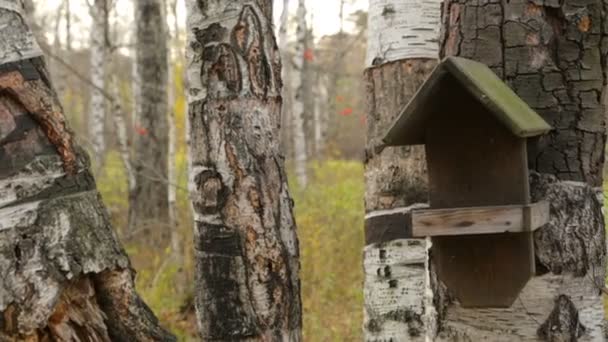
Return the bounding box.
[525,201,550,231]
[365,209,415,245]
[411,202,549,237]
[424,82,535,307]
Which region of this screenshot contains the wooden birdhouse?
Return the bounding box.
[383,57,552,308]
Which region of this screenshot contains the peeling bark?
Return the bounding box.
[0,4,174,340]
[437,0,608,339]
[186,0,302,340]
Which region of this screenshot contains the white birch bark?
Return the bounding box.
[109,75,136,192]
[278,0,289,51]
[363,0,441,340]
[292,0,307,188]
[186,0,302,339]
[88,0,107,169]
[313,72,327,156]
[167,0,180,259]
[366,0,441,66]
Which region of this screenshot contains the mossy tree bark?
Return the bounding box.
[0,3,174,341]
[129,0,170,238]
[186,0,302,340]
[363,0,442,340]
[434,0,608,339]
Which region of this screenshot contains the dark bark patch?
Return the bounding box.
[381,5,396,17]
[530,172,606,281]
[231,5,270,97]
[202,44,242,93]
[538,295,586,340]
[194,23,227,46]
[193,169,228,214]
[196,222,241,256]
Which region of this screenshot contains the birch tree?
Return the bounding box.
[292,0,308,187]
[129,0,170,236]
[0,2,173,340]
[363,0,441,339]
[313,71,327,156]
[186,0,302,339]
[88,0,107,169]
[433,0,607,339]
[167,0,181,261]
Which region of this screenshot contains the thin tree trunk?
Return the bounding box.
[109,74,136,194]
[88,0,107,170]
[363,0,441,340]
[278,0,290,152]
[129,0,170,239]
[65,0,71,51]
[21,0,49,53]
[167,0,181,262]
[0,4,174,341]
[313,72,327,156]
[433,0,607,339]
[292,0,308,187]
[186,0,302,339]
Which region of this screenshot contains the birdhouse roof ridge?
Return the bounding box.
[383,56,552,146]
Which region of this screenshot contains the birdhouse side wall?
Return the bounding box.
[425,93,530,208]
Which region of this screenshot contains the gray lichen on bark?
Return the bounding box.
[0,3,42,65]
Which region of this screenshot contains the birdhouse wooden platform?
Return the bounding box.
[383,57,552,307]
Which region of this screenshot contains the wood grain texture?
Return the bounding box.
[424,75,535,307]
[412,202,549,237]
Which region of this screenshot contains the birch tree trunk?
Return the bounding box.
[167,0,181,262]
[433,0,608,339]
[313,72,327,156]
[88,0,107,170]
[129,0,170,239]
[292,0,308,187]
[278,0,290,151]
[363,0,442,340]
[186,0,302,339]
[0,3,174,340]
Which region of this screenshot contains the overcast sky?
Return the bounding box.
[38,0,368,50]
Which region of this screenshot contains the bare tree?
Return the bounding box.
[292,0,308,187]
[186,0,302,339]
[0,3,173,340]
[88,0,108,169]
[129,0,170,237]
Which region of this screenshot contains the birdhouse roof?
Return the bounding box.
[383,57,552,146]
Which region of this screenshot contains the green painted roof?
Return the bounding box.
[383,57,552,146]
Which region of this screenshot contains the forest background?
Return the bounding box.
[30,0,368,340]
